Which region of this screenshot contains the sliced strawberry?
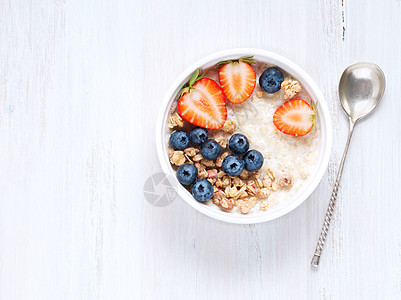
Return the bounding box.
[177,69,227,129]
[273,99,316,136]
[218,56,256,104]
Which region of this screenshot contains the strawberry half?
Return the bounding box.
[273,99,316,136]
[177,69,227,129]
[218,56,256,104]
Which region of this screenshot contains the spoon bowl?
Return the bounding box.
[339,62,386,122]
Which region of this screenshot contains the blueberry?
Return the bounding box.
[259,67,284,93]
[176,163,198,186]
[192,179,214,202]
[169,130,189,150]
[228,133,249,155]
[222,155,245,176]
[243,150,264,172]
[189,127,208,146]
[201,139,221,160]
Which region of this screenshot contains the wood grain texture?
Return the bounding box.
[1,0,400,299]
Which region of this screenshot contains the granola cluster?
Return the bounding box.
[168,112,185,129]
[221,120,237,134]
[169,119,294,214]
[281,79,302,100]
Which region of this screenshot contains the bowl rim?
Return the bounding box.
[156,48,332,224]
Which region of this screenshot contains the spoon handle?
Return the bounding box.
[311,118,355,267]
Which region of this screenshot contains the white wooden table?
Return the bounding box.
[1,1,400,299]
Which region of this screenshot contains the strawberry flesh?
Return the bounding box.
[219,61,256,104]
[273,99,316,136]
[177,78,227,129]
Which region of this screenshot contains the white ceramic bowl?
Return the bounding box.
[156,48,332,224]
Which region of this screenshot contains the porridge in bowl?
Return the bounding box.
[167,56,320,215]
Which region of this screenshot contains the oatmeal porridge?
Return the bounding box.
[167,56,320,215]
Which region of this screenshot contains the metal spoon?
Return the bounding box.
[311,62,386,267]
